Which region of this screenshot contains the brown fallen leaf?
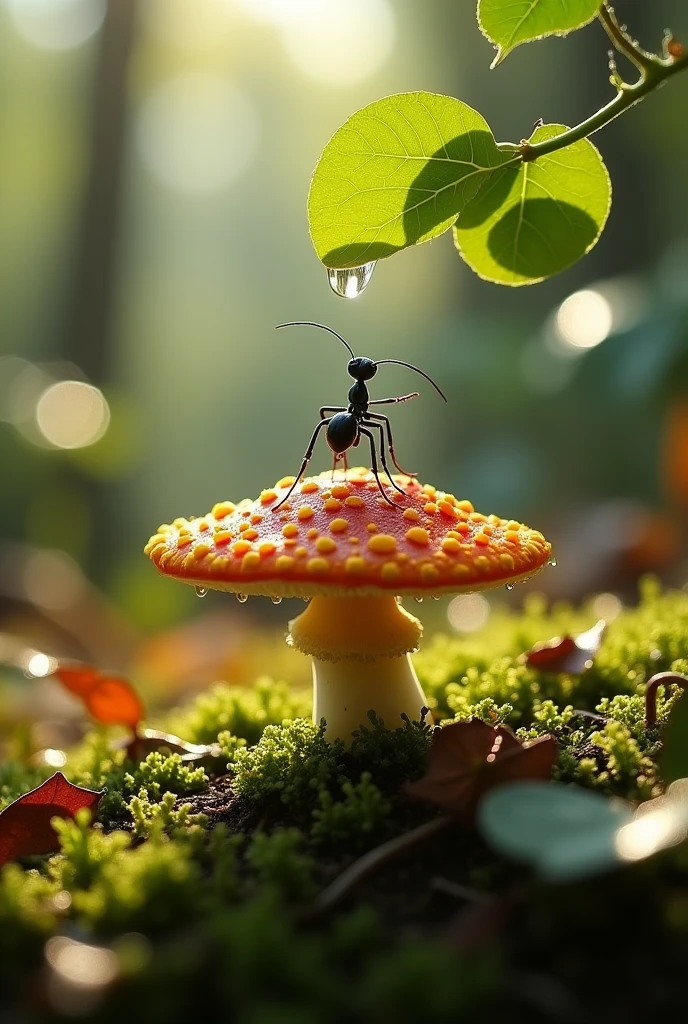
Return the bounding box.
[120,728,223,764]
[54,664,144,730]
[405,719,556,823]
[0,772,103,866]
[525,619,606,674]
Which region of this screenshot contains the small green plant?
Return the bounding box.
[308,3,686,286]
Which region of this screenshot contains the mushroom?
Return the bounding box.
[144,470,552,740]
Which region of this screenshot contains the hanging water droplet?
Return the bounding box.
[195,587,207,598]
[327,261,376,299]
[505,583,514,592]
[236,593,248,603]
[548,556,557,567]
[271,596,282,605]
[414,596,424,604]
[431,595,441,601]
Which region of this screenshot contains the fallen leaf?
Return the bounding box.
[54,664,144,730]
[120,728,223,763]
[0,772,103,866]
[526,619,606,674]
[405,719,556,822]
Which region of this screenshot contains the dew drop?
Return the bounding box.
[414,596,424,604]
[505,583,514,592]
[327,261,376,299]
[431,595,441,601]
[195,587,208,598]
[548,556,557,567]
[271,596,282,605]
[236,593,248,603]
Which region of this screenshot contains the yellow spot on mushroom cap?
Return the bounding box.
[368,534,397,554]
[298,506,315,520]
[323,497,342,512]
[316,537,337,554]
[406,527,430,546]
[330,518,348,533]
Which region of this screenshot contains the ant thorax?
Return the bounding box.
[347,380,369,411]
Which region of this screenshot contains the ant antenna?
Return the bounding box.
[275,321,356,360]
[375,359,447,402]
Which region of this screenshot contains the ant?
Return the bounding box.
[272,322,447,511]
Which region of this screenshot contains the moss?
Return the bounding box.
[167,676,310,746]
[124,752,208,801]
[246,828,316,901]
[128,790,208,839]
[232,718,345,810]
[311,773,392,850]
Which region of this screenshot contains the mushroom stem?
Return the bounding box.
[288,595,430,741]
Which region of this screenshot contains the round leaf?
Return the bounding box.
[478,0,602,68]
[308,91,512,269]
[454,123,611,285]
[478,781,633,880]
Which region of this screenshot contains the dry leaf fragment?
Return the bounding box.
[0,772,103,866]
[405,719,556,822]
[525,619,606,674]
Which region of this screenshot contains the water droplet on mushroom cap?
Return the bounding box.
[236,593,248,603]
[327,261,376,298]
[195,587,207,598]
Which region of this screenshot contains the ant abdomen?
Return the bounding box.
[326,412,358,455]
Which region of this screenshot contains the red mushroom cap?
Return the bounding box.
[144,470,552,599]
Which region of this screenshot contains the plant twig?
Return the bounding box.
[305,814,452,920]
[521,5,688,162]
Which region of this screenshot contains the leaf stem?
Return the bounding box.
[521,5,688,162]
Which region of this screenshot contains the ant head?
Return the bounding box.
[347,357,377,381]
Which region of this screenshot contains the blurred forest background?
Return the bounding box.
[1,0,688,704]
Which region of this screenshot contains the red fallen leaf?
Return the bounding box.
[54,664,144,730]
[525,619,606,674]
[0,772,103,867]
[405,719,556,823]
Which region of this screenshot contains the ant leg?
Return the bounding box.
[273,419,331,511]
[362,420,406,494]
[320,406,346,420]
[342,451,348,480]
[359,427,402,508]
[365,412,417,477]
[367,393,419,406]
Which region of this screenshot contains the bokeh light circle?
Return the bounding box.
[7,0,106,51]
[136,74,260,194]
[555,289,614,350]
[35,381,110,449]
[278,0,396,85]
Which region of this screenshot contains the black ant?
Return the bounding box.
[273,322,447,510]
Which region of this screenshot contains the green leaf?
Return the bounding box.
[453,123,611,286]
[308,91,512,269]
[478,781,633,880]
[660,694,688,785]
[478,0,602,67]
